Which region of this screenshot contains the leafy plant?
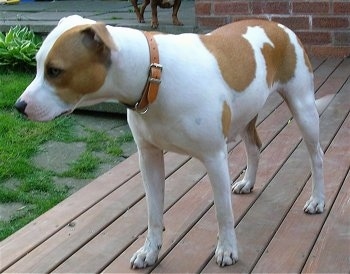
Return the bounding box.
[0,26,42,70]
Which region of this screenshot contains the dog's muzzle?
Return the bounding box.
[14,99,28,116]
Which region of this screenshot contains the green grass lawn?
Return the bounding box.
[0,71,133,240]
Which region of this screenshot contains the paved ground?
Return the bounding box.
[32,111,138,195]
[1,110,138,223]
[0,0,196,34]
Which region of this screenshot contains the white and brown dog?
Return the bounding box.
[15,15,325,268]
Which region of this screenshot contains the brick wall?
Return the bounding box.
[195,0,350,57]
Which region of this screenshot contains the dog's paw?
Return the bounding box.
[232,179,253,194]
[172,16,184,26]
[138,17,145,23]
[303,196,325,214]
[130,243,160,269]
[134,10,145,23]
[215,242,238,267]
[151,19,159,29]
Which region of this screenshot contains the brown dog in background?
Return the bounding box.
[130,0,182,29]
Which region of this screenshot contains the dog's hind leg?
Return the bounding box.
[203,149,238,266]
[232,116,262,194]
[130,144,165,268]
[279,86,325,214]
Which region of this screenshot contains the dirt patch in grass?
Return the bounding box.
[0,203,26,222]
[33,141,87,174]
[53,177,91,196]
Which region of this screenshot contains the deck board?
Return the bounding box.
[53,157,207,273]
[0,152,141,272]
[1,57,349,273]
[303,171,350,273]
[3,153,191,273]
[253,87,350,273]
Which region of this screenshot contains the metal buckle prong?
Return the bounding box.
[150,63,163,70]
[135,102,149,115]
[149,77,161,84]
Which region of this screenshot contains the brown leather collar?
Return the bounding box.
[123,32,162,113]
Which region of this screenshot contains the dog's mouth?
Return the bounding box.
[57,95,87,118]
[57,109,72,118]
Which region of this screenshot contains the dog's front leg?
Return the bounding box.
[172,0,183,26]
[130,145,165,269]
[204,150,238,267]
[130,0,142,23]
[139,0,150,23]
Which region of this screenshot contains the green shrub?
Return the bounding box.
[0,26,42,71]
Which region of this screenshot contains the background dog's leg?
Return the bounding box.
[130,145,165,268]
[130,0,144,23]
[172,0,183,26]
[150,0,159,28]
[279,88,325,214]
[139,0,150,23]
[203,149,238,267]
[232,116,262,194]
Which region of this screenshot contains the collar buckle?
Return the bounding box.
[124,33,162,114]
[150,63,163,70]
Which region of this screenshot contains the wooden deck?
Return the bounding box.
[1,57,349,273]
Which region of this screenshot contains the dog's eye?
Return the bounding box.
[47,67,63,78]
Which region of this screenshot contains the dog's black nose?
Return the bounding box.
[15,100,28,115]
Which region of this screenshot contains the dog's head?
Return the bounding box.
[15,15,117,121]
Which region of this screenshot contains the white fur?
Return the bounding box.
[16,16,325,268]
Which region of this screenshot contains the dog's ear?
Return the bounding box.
[81,23,117,52]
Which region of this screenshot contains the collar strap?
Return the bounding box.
[126,32,162,113]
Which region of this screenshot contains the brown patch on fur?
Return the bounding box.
[259,21,297,87]
[45,23,115,104]
[221,101,231,138]
[246,115,262,149]
[200,21,256,92]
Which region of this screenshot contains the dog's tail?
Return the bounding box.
[315,94,334,115]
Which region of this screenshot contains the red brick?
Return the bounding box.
[334,31,350,46]
[196,16,230,29]
[271,16,310,30]
[195,2,212,16]
[193,0,349,56]
[214,1,249,15]
[232,15,270,23]
[295,31,332,45]
[292,1,330,15]
[333,1,350,15]
[252,1,290,15]
[310,45,350,58]
[313,17,350,29]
